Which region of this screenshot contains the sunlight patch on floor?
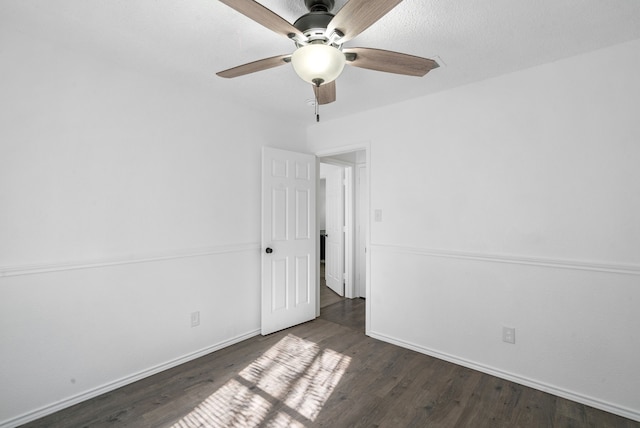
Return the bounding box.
[265,412,306,428]
[282,347,350,420]
[171,334,351,427]
[172,379,270,428]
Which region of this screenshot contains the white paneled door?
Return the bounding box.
[324,164,345,296]
[261,147,317,335]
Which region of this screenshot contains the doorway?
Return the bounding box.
[317,148,368,327]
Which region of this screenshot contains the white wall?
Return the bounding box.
[306,39,640,421]
[0,17,305,427]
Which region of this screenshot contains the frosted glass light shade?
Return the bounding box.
[291,44,346,85]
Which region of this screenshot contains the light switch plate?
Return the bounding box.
[502,326,515,344]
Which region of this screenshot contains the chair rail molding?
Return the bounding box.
[371,244,640,276]
[0,242,261,278]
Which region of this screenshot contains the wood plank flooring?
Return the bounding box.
[21,297,639,428]
[320,282,344,309]
[320,262,344,308]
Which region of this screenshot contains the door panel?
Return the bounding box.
[295,189,310,239]
[324,164,345,296]
[262,147,316,335]
[295,255,311,305]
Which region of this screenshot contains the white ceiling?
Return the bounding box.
[4,0,640,123]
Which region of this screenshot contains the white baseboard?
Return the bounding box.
[369,331,640,423]
[1,329,261,428]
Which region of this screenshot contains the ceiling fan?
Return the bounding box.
[216,0,439,118]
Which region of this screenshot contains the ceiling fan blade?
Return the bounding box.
[344,47,439,77]
[216,54,291,78]
[218,0,304,40]
[313,80,337,105]
[327,0,403,43]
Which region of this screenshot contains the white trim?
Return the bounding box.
[0,243,260,278]
[315,142,370,158]
[369,331,640,423]
[0,329,261,428]
[344,165,355,299]
[371,244,640,276]
[355,164,367,298]
[318,157,355,168]
[364,146,371,336]
[316,157,322,317]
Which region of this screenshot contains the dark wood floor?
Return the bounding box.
[319,262,344,309]
[320,281,344,309]
[21,298,639,427]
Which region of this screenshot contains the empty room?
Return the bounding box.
[1,0,639,427]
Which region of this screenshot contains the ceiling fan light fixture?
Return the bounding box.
[291,44,345,86]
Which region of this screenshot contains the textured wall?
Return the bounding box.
[0,20,304,427]
[306,39,640,421]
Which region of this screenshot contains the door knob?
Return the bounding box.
[265,247,273,254]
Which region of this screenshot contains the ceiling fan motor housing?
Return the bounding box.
[293,12,334,42]
[304,0,334,13]
[294,0,342,46]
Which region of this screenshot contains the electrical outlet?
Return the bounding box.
[191,311,200,327]
[502,326,515,344]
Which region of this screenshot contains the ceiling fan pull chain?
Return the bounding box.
[315,94,320,122]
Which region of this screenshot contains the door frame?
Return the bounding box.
[355,163,367,298]
[315,142,371,335]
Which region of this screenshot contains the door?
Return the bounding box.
[262,147,317,335]
[324,164,345,296]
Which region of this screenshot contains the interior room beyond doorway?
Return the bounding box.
[318,149,367,311]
